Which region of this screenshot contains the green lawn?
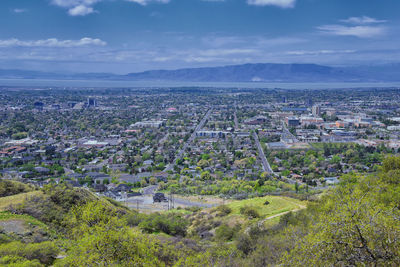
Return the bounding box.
[310,142,356,150]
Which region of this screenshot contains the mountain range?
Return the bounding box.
[1,63,400,83]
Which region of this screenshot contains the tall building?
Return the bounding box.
[306,97,313,107]
[87,98,97,107]
[286,116,300,127]
[34,101,44,111]
[312,105,321,117]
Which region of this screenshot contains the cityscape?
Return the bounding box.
[1,0,400,266]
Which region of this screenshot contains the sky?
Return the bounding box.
[0,0,399,73]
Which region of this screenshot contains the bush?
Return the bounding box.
[8,185,102,232]
[215,224,236,241]
[125,212,147,227]
[240,206,260,219]
[138,213,189,236]
[236,233,254,255]
[216,205,232,216]
[0,180,33,197]
[0,256,42,267]
[0,241,59,265]
[184,206,202,212]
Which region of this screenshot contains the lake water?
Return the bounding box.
[1,79,400,89]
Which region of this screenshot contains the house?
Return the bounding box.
[154,172,168,182]
[34,167,50,174]
[119,174,142,184]
[86,172,111,184]
[67,173,85,181]
[93,184,107,192]
[325,177,339,185]
[112,184,132,193]
[143,160,154,166]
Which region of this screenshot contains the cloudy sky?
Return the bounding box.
[0,0,399,73]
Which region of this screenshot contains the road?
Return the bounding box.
[172,197,217,208]
[281,122,298,143]
[164,108,212,172]
[234,102,239,130]
[252,131,274,175]
[159,133,169,145]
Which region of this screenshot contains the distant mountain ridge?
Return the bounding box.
[1,63,400,82]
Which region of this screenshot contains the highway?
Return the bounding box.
[252,131,275,175]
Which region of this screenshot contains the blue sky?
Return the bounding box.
[0,0,399,73]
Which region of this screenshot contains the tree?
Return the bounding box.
[58,202,168,266]
[200,171,211,181]
[281,157,400,266]
[149,177,157,185]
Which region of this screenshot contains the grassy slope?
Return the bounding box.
[0,191,43,211]
[221,196,306,229]
[227,196,305,218]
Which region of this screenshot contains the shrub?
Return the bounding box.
[184,206,202,212]
[0,256,42,267]
[125,212,147,227]
[215,224,236,241]
[240,206,260,219]
[0,241,59,265]
[216,205,232,216]
[0,180,33,197]
[138,213,189,236]
[236,233,254,255]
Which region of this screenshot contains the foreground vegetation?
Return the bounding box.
[0,155,399,266]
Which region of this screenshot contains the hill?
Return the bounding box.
[1,63,400,82]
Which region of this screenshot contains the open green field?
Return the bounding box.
[0,191,42,211]
[310,142,356,150]
[226,195,306,220]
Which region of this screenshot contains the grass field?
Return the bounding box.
[310,142,356,150]
[0,191,43,211]
[225,195,306,224]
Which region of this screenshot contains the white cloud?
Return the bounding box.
[286,49,356,55]
[52,0,100,8]
[52,0,100,16]
[198,48,257,56]
[126,0,170,5]
[68,5,95,15]
[317,25,386,38]
[247,0,295,8]
[340,16,386,25]
[13,8,27,13]
[0,38,107,48]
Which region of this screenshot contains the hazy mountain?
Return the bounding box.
[1,63,400,82]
